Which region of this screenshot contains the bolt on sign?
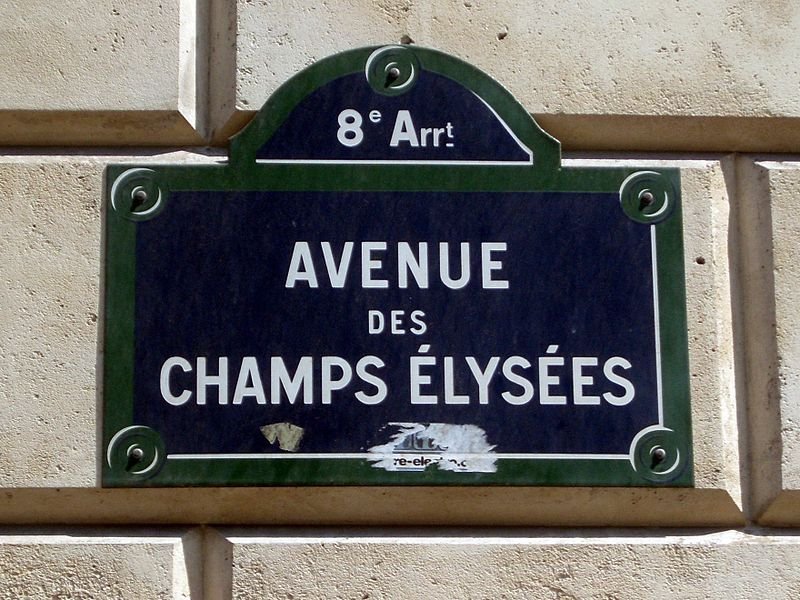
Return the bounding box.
[103,46,692,487]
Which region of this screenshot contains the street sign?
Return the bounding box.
[103,45,692,486]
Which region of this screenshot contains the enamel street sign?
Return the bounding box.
[102,46,692,487]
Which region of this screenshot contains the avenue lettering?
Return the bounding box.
[285,241,509,289]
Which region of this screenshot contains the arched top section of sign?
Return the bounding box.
[229,45,561,170]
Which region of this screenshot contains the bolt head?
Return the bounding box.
[640,190,655,205]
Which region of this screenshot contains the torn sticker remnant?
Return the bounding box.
[261,422,305,452]
[367,423,497,473]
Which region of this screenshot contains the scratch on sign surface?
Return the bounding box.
[261,422,305,452]
[367,422,497,473]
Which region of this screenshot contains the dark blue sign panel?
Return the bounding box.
[103,46,691,486]
[138,190,656,459]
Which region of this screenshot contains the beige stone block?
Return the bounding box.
[0,529,201,599]
[738,160,800,525]
[213,1,800,151]
[0,155,742,526]
[0,153,217,488]
[567,157,742,513]
[213,530,800,599]
[0,1,206,144]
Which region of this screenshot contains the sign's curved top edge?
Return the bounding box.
[227,45,561,170]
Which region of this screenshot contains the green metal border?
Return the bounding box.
[102,46,692,488]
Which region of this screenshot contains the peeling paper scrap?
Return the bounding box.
[260,422,305,452]
[367,423,497,473]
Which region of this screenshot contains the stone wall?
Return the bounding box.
[1,1,798,597]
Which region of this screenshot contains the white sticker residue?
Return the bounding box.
[367,423,497,473]
[261,422,305,452]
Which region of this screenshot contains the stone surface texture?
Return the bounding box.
[233,1,800,118]
[0,0,203,144]
[766,165,800,492]
[219,530,800,599]
[0,529,201,599]
[214,1,800,150]
[739,161,800,525]
[0,158,102,487]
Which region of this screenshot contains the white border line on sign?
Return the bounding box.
[165,200,664,464]
[167,453,630,460]
[255,159,533,166]
[651,225,665,427]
